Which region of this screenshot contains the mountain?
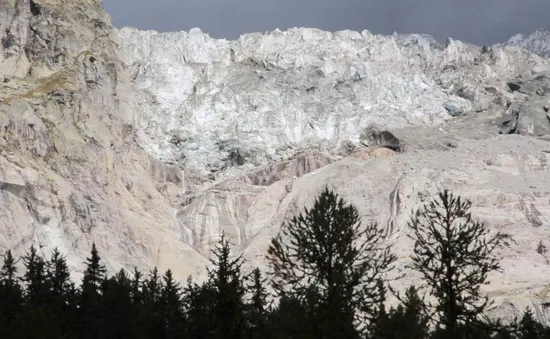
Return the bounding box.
[495,29,550,58]
[2,0,550,322]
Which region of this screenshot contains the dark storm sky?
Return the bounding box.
[102,0,550,45]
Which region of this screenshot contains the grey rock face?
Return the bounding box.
[0,0,208,281]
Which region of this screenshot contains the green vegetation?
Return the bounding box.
[0,187,548,338]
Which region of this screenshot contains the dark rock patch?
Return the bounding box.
[507,82,521,92]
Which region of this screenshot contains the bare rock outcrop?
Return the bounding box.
[0,0,208,281]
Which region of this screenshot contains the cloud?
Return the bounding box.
[103,0,550,44]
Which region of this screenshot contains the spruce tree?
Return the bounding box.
[19,246,61,338]
[517,307,550,339]
[391,286,430,339]
[46,248,76,339]
[183,277,217,339]
[129,267,149,339]
[369,285,430,339]
[246,268,269,339]
[267,285,322,339]
[408,190,503,337]
[368,281,391,339]
[78,243,107,339]
[22,246,49,304]
[160,269,186,338]
[266,186,396,336]
[207,233,247,339]
[0,250,23,338]
[47,248,73,298]
[143,267,165,339]
[100,269,137,339]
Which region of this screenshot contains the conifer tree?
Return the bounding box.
[19,246,61,338]
[47,248,73,298]
[0,250,23,338]
[266,186,396,336]
[129,267,149,339]
[267,285,322,339]
[143,267,165,338]
[367,280,394,339]
[246,268,269,338]
[101,269,137,339]
[517,307,550,339]
[183,277,217,339]
[160,269,186,338]
[22,246,49,304]
[408,190,503,337]
[78,243,107,339]
[370,285,430,339]
[46,248,76,339]
[207,233,247,339]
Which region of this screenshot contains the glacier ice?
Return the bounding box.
[117,26,550,179]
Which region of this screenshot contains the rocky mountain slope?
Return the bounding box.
[2,0,550,322]
[0,0,208,281]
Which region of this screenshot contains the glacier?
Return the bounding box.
[118,26,550,183]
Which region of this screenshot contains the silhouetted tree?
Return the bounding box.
[267,186,396,336]
[267,285,323,339]
[160,269,186,338]
[245,268,269,338]
[183,278,216,339]
[370,285,430,339]
[143,267,165,338]
[18,246,60,338]
[516,307,550,339]
[207,233,247,339]
[22,246,49,304]
[77,243,107,339]
[0,250,24,339]
[368,280,391,339]
[101,269,138,339]
[408,190,503,338]
[46,248,76,338]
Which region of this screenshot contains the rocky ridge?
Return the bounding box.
[2,0,550,323]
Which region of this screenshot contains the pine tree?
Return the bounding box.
[22,246,49,304]
[100,269,137,339]
[207,233,247,339]
[267,285,322,339]
[47,248,73,298]
[391,286,430,339]
[77,243,107,339]
[183,277,217,339]
[46,248,76,339]
[368,280,391,339]
[246,268,269,338]
[266,186,396,337]
[143,267,166,338]
[408,190,503,338]
[160,269,186,338]
[0,250,23,338]
[18,246,61,338]
[130,267,143,304]
[369,285,430,339]
[517,307,550,339]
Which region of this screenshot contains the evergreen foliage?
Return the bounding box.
[0,188,547,339]
[266,186,396,337]
[408,190,503,337]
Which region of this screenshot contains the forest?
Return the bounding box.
[0,188,548,339]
